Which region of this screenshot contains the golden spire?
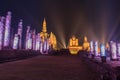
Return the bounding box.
[42,18,47,32]
[84,36,87,42]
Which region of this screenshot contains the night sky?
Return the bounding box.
[0,0,120,47]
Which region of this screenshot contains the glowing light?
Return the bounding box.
[94,41,99,56]
[25,27,33,50]
[90,41,94,54]
[49,32,57,49]
[40,41,43,53]
[28,38,32,49]
[17,19,23,49]
[32,30,36,50]
[39,18,57,53]
[106,42,110,51]
[69,47,82,54]
[25,26,30,49]
[50,15,66,48]
[35,34,40,51]
[110,41,117,60]
[100,44,106,56]
[83,36,90,51]
[68,36,82,54]
[0,17,5,50]
[43,39,47,53]
[13,34,19,49]
[117,43,120,56]
[4,11,11,47]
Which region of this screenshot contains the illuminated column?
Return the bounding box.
[0,17,5,50]
[100,44,106,57]
[39,36,42,52]
[32,29,36,50]
[47,39,49,51]
[35,34,40,51]
[110,41,117,60]
[100,44,106,63]
[28,31,32,49]
[90,41,94,54]
[28,38,32,49]
[35,37,39,50]
[117,43,120,57]
[4,11,11,48]
[40,41,43,53]
[13,34,19,49]
[45,39,49,54]
[17,19,23,49]
[25,26,30,49]
[94,41,99,56]
[43,38,47,54]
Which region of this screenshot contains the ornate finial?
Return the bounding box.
[42,18,47,32]
[84,36,87,42]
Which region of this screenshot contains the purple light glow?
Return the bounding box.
[28,38,32,49]
[90,41,93,54]
[13,34,19,49]
[110,41,117,60]
[94,41,99,56]
[25,26,30,49]
[4,12,11,47]
[43,39,47,54]
[17,19,23,49]
[35,34,40,51]
[0,17,4,50]
[40,42,43,53]
[117,43,120,56]
[32,30,36,50]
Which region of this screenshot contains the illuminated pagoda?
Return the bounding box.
[39,18,57,54]
[68,36,82,54]
[40,18,49,40]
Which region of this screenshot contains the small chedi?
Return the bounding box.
[68,36,90,54]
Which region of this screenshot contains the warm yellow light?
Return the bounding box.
[83,36,90,51]
[39,18,57,49]
[68,36,82,55]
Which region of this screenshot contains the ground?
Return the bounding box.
[0,55,97,80]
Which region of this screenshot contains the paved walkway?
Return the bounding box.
[0,55,97,80]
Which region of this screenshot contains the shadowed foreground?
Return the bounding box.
[0,55,97,80]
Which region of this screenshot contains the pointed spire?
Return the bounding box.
[84,36,87,42]
[42,18,47,32]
